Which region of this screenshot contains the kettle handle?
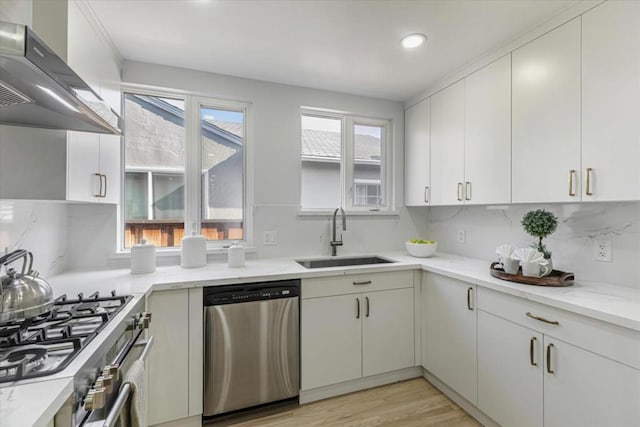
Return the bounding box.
[0,249,31,274]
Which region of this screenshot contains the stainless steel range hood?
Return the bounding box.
[0,21,122,134]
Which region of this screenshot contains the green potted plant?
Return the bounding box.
[521,209,558,273]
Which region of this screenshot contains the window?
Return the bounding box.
[123,91,248,248]
[300,110,391,211]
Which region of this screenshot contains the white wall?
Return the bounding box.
[63,61,427,269]
[423,202,640,289]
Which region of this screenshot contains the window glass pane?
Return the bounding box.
[200,106,244,241]
[123,93,185,248]
[353,124,383,207]
[301,114,342,209]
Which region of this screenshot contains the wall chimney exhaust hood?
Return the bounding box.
[0,21,122,134]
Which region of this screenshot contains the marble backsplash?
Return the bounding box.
[0,200,68,277]
[425,202,640,289]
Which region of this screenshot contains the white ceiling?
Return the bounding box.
[87,0,578,102]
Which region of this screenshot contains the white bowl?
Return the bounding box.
[405,241,437,258]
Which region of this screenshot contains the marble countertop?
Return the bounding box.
[3,251,639,426]
[47,251,640,332]
[0,377,73,427]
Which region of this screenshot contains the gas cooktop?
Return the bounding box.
[0,291,132,383]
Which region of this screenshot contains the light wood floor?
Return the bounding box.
[207,378,480,427]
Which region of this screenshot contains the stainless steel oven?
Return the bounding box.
[72,297,153,427]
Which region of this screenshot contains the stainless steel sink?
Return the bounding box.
[296,256,395,269]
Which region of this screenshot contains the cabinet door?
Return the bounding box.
[582,1,640,202]
[405,98,431,206]
[512,18,581,203]
[148,289,190,425]
[464,55,511,205]
[66,131,100,202]
[98,134,121,204]
[424,273,477,404]
[67,0,101,95]
[430,80,465,205]
[362,288,414,376]
[301,294,362,390]
[478,310,543,427]
[543,337,640,427]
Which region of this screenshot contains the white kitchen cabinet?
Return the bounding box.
[362,288,414,377]
[0,0,122,204]
[476,286,640,427]
[424,273,477,404]
[301,294,362,390]
[430,80,465,205]
[478,310,543,427]
[543,337,640,427]
[147,288,203,426]
[147,289,190,425]
[66,133,120,203]
[581,0,640,202]
[512,18,581,203]
[404,98,431,206]
[464,55,511,205]
[301,272,414,391]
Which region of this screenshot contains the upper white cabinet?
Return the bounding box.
[430,81,465,205]
[426,55,511,206]
[581,0,640,202]
[512,18,581,203]
[423,273,477,404]
[0,1,122,203]
[464,55,511,205]
[405,98,431,206]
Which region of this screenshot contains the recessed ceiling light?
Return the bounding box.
[401,33,427,49]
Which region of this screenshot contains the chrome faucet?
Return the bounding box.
[330,207,347,256]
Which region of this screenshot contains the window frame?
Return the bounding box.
[299,108,393,213]
[120,85,253,251]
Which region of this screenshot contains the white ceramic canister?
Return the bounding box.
[130,239,156,274]
[227,241,245,268]
[181,231,206,268]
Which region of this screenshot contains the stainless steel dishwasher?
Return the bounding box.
[203,279,300,417]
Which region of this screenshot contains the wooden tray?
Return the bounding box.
[489,262,575,287]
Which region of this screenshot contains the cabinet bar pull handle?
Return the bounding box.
[530,337,537,366]
[585,168,593,196]
[365,296,370,317]
[424,186,430,203]
[94,173,103,197]
[101,174,107,198]
[466,287,473,310]
[465,182,471,201]
[457,183,463,201]
[568,170,576,197]
[526,312,559,325]
[546,343,554,374]
[353,280,372,286]
[356,298,360,319]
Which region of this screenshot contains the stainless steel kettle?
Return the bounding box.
[0,250,54,322]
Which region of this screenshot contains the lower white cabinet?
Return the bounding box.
[301,275,414,391]
[301,294,362,389]
[477,286,640,427]
[543,337,640,427]
[478,310,543,427]
[423,273,477,404]
[362,288,414,377]
[147,288,203,426]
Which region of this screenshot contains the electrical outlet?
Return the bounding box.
[594,239,612,262]
[263,231,278,246]
[457,229,466,244]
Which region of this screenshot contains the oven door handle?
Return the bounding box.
[102,336,154,427]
